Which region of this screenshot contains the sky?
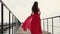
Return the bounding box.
[0,0,60,23]
[0,0,60,33]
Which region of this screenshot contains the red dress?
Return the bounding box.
[22,13,42,34]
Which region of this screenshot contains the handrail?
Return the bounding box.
[0,0,21,34]
[42,15,60,34]
[0,0,20,21]
[0,0,11,12]
[41,15,60,20]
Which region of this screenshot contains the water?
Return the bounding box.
[3,27,15,34]
[3,25,19,34]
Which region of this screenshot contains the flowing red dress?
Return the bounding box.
[22,13,42,34]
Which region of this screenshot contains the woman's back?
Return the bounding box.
[22,1,42,34]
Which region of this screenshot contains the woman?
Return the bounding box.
[22,1,42,34]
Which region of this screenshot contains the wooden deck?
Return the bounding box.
[16,24,51,34]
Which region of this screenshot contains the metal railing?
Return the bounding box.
[42,15,60,34]
[0,0,60,34]
[0,0,21,34]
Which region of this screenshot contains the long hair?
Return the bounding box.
[32,1,39,14]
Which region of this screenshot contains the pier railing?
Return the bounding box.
[0,0,21,34]
[42,15,60,34]
[0,0,60,34]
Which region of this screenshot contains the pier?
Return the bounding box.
[0,0,60,34]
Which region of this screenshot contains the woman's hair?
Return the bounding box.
[32,1,39,14]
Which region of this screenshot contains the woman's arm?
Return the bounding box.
[38,8,41,15]
[31,11,34,15]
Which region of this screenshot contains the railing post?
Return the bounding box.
[52,18,53,34]
[14,16,16,34]
[43,19,45,31]
[59,16,60,20]
[12,15,14,34]
[9,11,11,34]
[1,1,3,34]
[0,1,21,34]
[47,19,48,32]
